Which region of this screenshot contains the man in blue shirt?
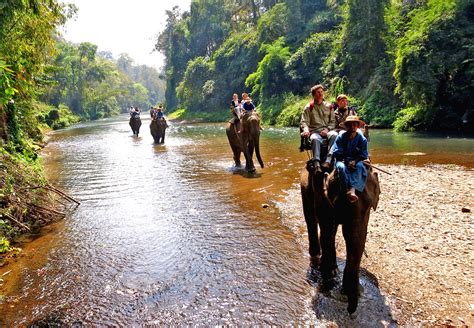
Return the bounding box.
[331,116,369,203]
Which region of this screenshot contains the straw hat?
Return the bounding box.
[340,115,365,128]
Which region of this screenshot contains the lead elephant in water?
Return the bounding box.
[150,119,167,144]
[300,164,380,314]
[226,112,263,172]
[129,116,142,136]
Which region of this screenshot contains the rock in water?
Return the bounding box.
[403,152,427,156]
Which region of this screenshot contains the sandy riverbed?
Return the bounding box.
[279,164,473,326]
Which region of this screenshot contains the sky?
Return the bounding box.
[61,0,191,70]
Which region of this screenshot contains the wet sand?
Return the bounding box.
[282,164,473,326]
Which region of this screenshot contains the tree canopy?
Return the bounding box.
[157,0,473,131]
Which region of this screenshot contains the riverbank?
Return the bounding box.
[281,164,473,326]
[0,150,76,266]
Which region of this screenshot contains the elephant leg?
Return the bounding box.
[242,137,253,171]
[341,210,370,314]
[301,186,321,267]
[319,217,338,280]
[247,140,256,172]
[233,147,241,167]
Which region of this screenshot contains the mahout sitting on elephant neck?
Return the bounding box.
[301,163,380,314]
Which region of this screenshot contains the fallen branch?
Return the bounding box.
[29,203,66,217]
[45,184,81,205]
[4,213,31,232]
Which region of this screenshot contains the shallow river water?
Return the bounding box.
[0,116,472,325]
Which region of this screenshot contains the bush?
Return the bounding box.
[393,105,424,132]
[275,94,309,127]
[0,237,11,253]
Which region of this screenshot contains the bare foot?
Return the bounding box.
[347,191,359,203]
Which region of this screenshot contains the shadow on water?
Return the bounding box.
[306,259,397,327]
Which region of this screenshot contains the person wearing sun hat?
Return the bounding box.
[331,115,369,203]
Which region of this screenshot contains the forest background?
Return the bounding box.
[158,0,473,132]
[0,0,473,248]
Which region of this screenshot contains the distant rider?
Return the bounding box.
[130,106,140,118]
[238,93,255,133]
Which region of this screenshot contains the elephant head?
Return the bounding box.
[150,119,167,144]
[301,165,381,314]
[225,112,263,172]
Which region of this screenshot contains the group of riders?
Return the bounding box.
[229,92,261,133]
[129,105,168,124]
[230,84,369,204]
[130,82,369,204]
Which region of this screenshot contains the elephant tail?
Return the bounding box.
[371,172,381,211]
[255,137,264,168]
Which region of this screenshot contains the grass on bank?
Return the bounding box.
[168,108,229,122]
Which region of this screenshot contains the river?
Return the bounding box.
[0,116,472,325]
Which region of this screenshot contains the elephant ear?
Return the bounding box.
[371,172,381,211]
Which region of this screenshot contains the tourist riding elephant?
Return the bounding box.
[226,112,264,172]
[129,116,142,136]
[150,119,167,144]
[300,164,380,314]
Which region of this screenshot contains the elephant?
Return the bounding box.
[225,112,264,172]
[150,119,167,144]
[300,164,380,314]
[129,116,142,136]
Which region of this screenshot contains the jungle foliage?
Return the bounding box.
[157,0,473,131]
[0,0,165,245]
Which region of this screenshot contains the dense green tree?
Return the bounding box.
[176,56,214,110]
[325,0,388,93]
[188,0,231,57]
[0,0,71,145]
[255,3,289,45]
[156,6,190,110]
[393,0,474,131]
[285,32,333,93]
